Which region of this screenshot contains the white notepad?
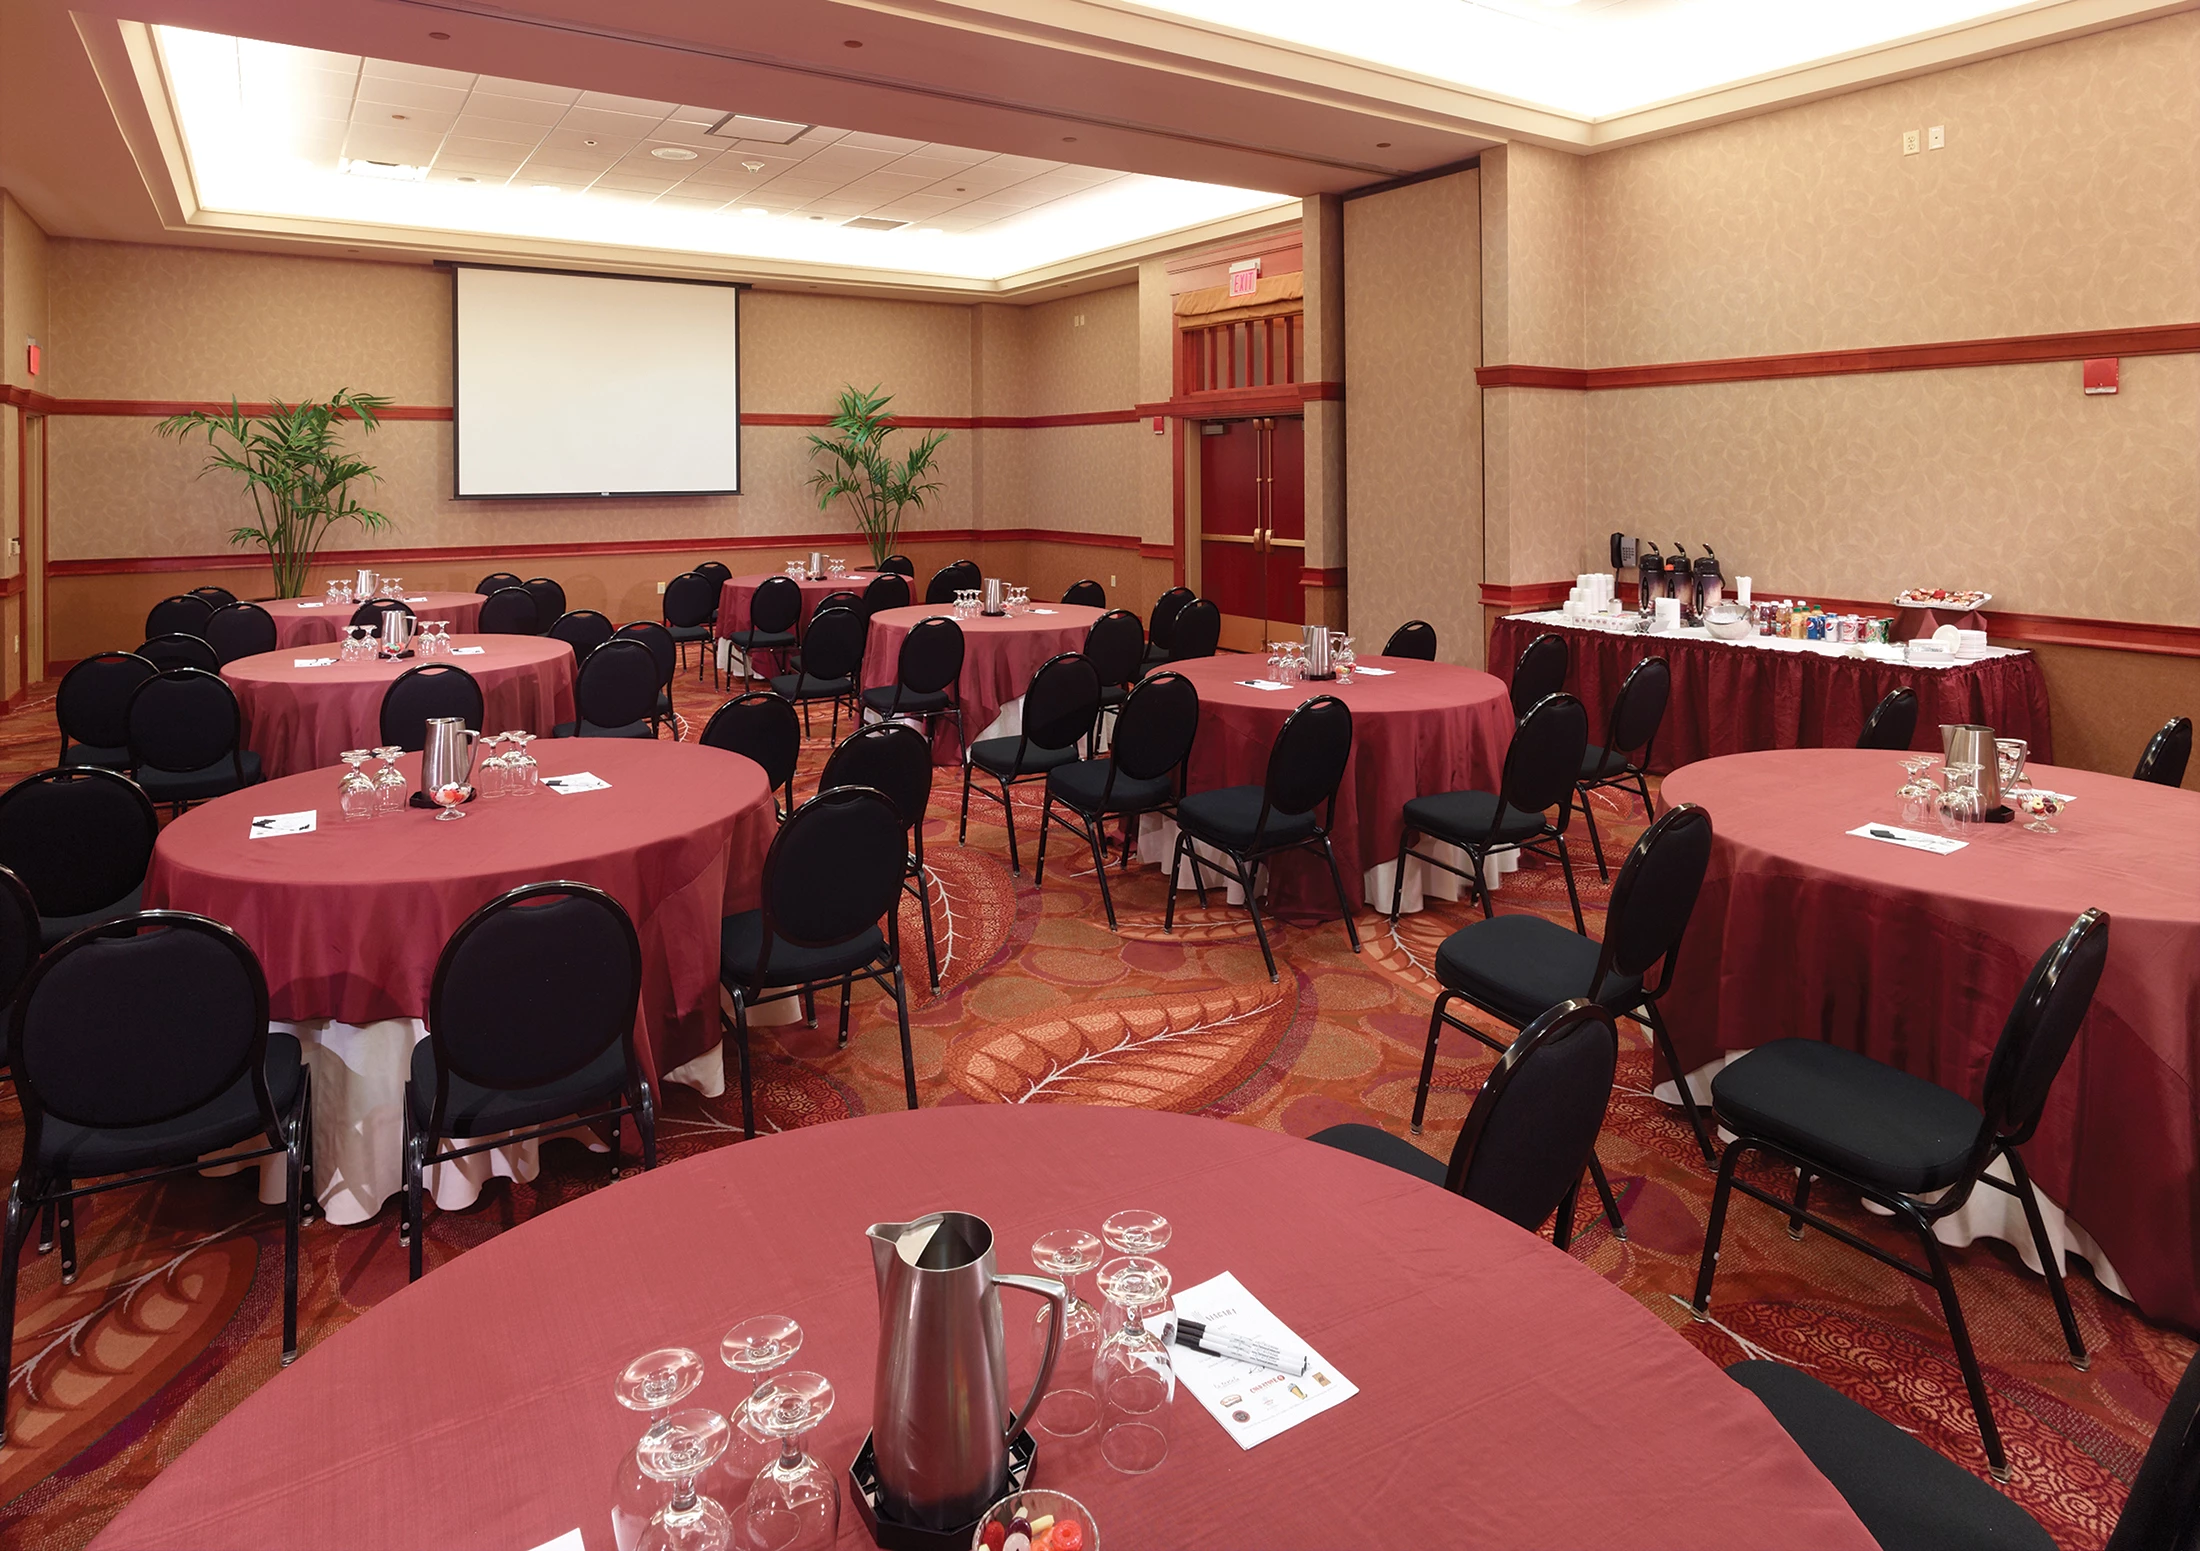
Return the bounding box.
[1848,823,1966,855]
[542,772,611,795]
[248,810,318,838]
[1236,680,1294,692]
[293,657,336,668]
[449,646,487,655]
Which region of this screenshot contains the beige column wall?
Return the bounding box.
[0,192,51,700]
[1301,194,1348,629]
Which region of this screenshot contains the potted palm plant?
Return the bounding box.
[157,389,394,598]
[805,385,949,567]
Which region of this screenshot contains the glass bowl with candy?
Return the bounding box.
[971,1489,1096,1551]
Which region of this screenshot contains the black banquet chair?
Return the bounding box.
[701,692,801,820]
[1,911,312,1441]
[613,620,679,735]
[350,597,415,634]
[476,571,524,596]
[1689,908,2111,1482]
[477,586,541,635]
[557,638,660,738]
[1509,632,1569,720]
[1390,690,1591,934]
[1383,620,1437,661]
[661,572,721,685]
[1159,597,1220,664]
[719,786,917,1137]
[1062,579,1106,608]
[0,767,160,948]
[861,614,964,758]
[0,866,36,1077]
[55,651,156,770]
[960,651,1101,876]
[1857,686,1920,751]
[1167,693,1360,981]
[136,633,220,674]
[1083,608,1147,740]
[548,608,616,665]
[878,554,916,578]
[726,575,802,691]
[402,882,653,1282]
[1142,586,1194,668]
[925,559,982,606]
[125,668,264,814]
[822,722,940,992]
[145,593,215,638]
[186,584,238,609]
[692,560,733,588]
[204,601,278,665]
[2134,716,2191,787]
[1576,656,1670,879]
[769,607,866,743]
[1036,670,1198,930]
[1312,999,1619,1251]
[860,571,912,617]
[379,664,485,752]
[524,577,567,633]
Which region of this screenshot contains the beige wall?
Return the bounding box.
[0,191,52,699]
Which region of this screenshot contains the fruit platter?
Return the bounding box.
[1894,588,1991,609]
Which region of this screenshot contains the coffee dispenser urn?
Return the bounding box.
[1636,542,1664,611]
[1691,546,1724,619]
[1664,544,1694,611]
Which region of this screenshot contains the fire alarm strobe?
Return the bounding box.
[24,340,39,378]
[2083,357,2119,395]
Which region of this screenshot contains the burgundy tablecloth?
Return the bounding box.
[715,570,881,655]
[1166,655,1513,915]
[224,636,577,778]
[1489,614,2052,774]
[143,739,775,1078]
[862,603,1105,765]
[263,592,484,649]
[90,1106,1871,1551]
[1660,748,2200,1327]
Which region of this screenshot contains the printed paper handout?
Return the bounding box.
[1848,823,1966,855]
[248,810,318,838]
[542,772,611,795]
[1165,1272,1355,1449]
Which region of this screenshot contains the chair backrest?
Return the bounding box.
[1111,671,1200,784]
[379,664,485,751]
[879,554,916,577]
[799,608,868,681]
[2104,1346,2200,1551]
[425,882,642,1100]
[204,602,278,665]
[813,589,863,622]
[1063,579,1106,608]
[1511,632,1570,719]
[1165,598,1221,663]
[1083,610,1146,688]
[146,593,215,638]
[477,586,540,634]
[748,574,803,634]
[1147,586,1194,648]
[1857,686,1920,751]
[0,864,38,1012]
[0,767,159,918]
[9,911,272,1135]
[1594,804,1714,990]
[822,722,933,832]
[574,638,660,730]
[1020,652,1104,753]
[1500,692,1591,822]
[925,559,982,605]
[700,692,801,799]
[1604,656,1671,759]
[1443,999,1620,1227]
[2134,716,2192,787]
[187,585,238,608]
[758,786,908,962]
[662,572,719,629]
[549,608,617,661]
[1384,620,1437,661]
[476,571,524,595]
[613,620,676,685]
[57,652,157,754]
[127,668,243,775]
[895,615,965,696]
[862,571,912,615]
[1263,694,1352,820]
[350,597,415,631]
[524,577,567,632]
[693,560,733,586]
[137,633,220,674]
[1978,908,2110,1150]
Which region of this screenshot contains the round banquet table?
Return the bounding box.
[144,738,776,1223]
[1139,655,1514,916]
[715,570,883,674]
[88,1106,1872,1551]
[261,591,485,649]
[223,636,577,778]
[861,602,1105,765]
[1659,748,2200,1329]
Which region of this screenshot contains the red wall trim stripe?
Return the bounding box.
[1299,566,1347,587]
[1137,380,1344,419]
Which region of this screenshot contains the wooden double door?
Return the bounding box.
[1197,415,1303,648]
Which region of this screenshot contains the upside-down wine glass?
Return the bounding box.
[1097,1211,1170,1339]
[507,730,539,794]
[738,1371,839,1551]
[611,1347,707,1551]
[715,1316,803,1500]
[1093,1256,1172,1475]
[636,1410,736,1551]
[371,746,409,815]
[338,750,378,822]
[1031,1229,1105,1437]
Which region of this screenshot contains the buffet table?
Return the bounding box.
[90,1106,1872,1551]
[1490,611,2051,773]
[1659,749,2200,1327]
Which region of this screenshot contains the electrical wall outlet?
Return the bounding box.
[1928,125,1945,150]
[1109,574,1117,587]
[656,580,667,594]
[1902,129,1920,155]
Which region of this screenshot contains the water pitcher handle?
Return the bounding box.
[991,1272,1067,1451]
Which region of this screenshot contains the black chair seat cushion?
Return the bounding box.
[62,743,132,771]
[1402,789,1546,846]
[667,624,713,644]
[1141,643,1168,667]
[1175,785,1316,850]
[768,671,854,702]
[134,751,263,802]
[1047,759,1175,816]
[410,1036,627,1140]
[40,885,145,950]
[969,736,1081,779]
[38,1034,303,1177]
[1433,913,1642,1025]
[581,719,656,740]
[1726,1361,2055,1551]
[1711,1039,1985,1195]
[726,628,796,650]
[1306,1123,1447,1188]
[719,910,887,990]
[1580,744,1635,780]
[862,685,954,715]
[1097,684,1128,708]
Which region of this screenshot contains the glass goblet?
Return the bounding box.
[475,735,509,800]
[611,1348,707,1551]
[431,780,472,821]
[1093,1256,1172,1475]
[1098,1211,1171,1338]
[716,1315,803,1495]
[507,730,539,794]
[372,746,409,814]
[338,750,378,822]
[738,1372,839,1551]
[636,1409,735,1551]
[2009,785,2063,834]
[1031,1229,1104,1438]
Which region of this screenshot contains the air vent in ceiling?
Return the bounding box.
[843,217,907,231]
[706,113,812,145]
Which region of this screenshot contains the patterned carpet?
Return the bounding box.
[0,661,2189,1549]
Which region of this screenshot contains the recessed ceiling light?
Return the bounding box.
[1062,136,1077,143]
[582,138,599,147]
[843,39,862,48]
[457,175,477,183]
[741,160,765,172]
[809,215,824,221]
[954,186,966,192]
[428,30,450,40]
[651,146,698,161]
[391,113,408,121]
[1375,141,1391,148]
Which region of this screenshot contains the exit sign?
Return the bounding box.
[1228,259,1259,298]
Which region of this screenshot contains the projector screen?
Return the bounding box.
[453,266,741,497]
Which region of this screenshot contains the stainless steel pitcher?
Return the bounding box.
[1939,723,2001,816]
[419,717,480,803]
[355,567,378,600]
[982,578,1005,616]
[867,1212,1066,1530]
[381,610,414,657]
[1302,623,1334,679]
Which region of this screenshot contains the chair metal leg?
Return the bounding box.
[0,1186,25,1444]
[1586,1152,1627,1239]
[403,1115,426,1283]
[1410,992,1454,1136]
[1388,832,1413,924]
[958,762,975,845]
[281,1133,302,1363]
[1787,1171,1814,1240]
[1034,794,1055,885]
[1465,843,1497,919]
[638,1082,659,1170]
[56,1178,76,1283]
[1690,1142,1748,1318]
[1642,1004,1716,1162]
[1318,838,1361,954]
[1556,835,1586,935]
[1083,812,1119,930]
[891,963,918,1111]
[1914,1216,2009,1480]
[999,776,1022,874]
[2006,1146,2089,1369]
[1553,1180,1580,1252]
[837,971,854,1048]
[36,1197,53,1254]
[607,1111,623,1182]
[1579,783,1611,880]
[1164,833,1187,934]
[1236,854,1279,981]
[727,998,757,1139]
[802,984,816,1028]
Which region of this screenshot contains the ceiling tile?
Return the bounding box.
[594,172,683,192]
[837,131,927,154]
[576,89,679,116]
[541,127,632,156]
[459,92,568,126]
[555,106,667,137]
[470,75,578,104]
[343,127,445,163]
[433,154,525,175]
[649,121,724,149]
[357,106,457,137]
[448,117,544,147]
[671,105,730,124]
[516,162,608,185]
[356,79,471,114]
[281,46,363,73]
[654,192,732,211]
[360,59,475,89]
[440,135,536,162]
[884,153,985,181]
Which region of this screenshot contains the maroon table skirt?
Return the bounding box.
[715,571,885,672]
[143,739,776,1078]
[862,603,1105,765]
[224,636,577,779]
[1488,615,2051,775]
[1660,748,2200,1327]
[263,592,485,649]
[1166,655,1513,915]
[90,1106,1871,1551]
